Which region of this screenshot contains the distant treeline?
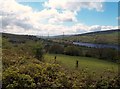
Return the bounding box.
[45,43,120,63]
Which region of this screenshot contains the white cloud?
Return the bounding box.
[43,0,104,24]
[72,24,118,34]
[1,0,32,15]
[35,9,77,24]
[0,0,118,36]
[48,10,77,24]
[100,26,118,30]
[117,16,120,20]
[44,0,104,13]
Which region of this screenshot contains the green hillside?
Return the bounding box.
[56,30,120,45]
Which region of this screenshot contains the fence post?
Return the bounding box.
[76,60,79,69]
[54,56,57,63]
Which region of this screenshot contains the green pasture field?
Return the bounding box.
[45,54,118,76]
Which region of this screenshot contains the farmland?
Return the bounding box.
[45,54,118,76]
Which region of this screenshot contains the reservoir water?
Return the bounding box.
[73,42,120,50]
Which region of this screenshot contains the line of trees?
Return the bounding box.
[45,43,120,62]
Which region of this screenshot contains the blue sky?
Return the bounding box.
[1,0,119,36]
[76,2,118,26]
[19,2,44,11]
[19,2,118,26]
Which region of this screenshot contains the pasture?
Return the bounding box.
[45,54,118,76]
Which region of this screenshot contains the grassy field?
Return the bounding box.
[45,54,118,75]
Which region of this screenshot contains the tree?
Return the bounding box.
[33,42,44,61]
[94,35,105,59]
[49,44,64,54]
[102,48,117,62]
[64,46,80,56]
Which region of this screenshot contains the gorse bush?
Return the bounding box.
[3,67,36,89]
[3,64,120,88]
[3,62,78,88]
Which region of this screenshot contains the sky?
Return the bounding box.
[0,0,119,36]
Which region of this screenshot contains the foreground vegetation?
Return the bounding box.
[2,33,120,88]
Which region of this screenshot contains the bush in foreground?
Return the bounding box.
[3,62,120,89]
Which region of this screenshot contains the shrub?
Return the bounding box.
[2,67,36,89]
[49,44,64,54]
[32,42,44,61]
[64,46,81,56]
[2,38,13,49]
[2,63,76,88]
[102,48,118,62]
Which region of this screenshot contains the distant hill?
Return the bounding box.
[2,33,42,44]
[54,29,120,45]
[74,29,120,36]
[1,29,120,45]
